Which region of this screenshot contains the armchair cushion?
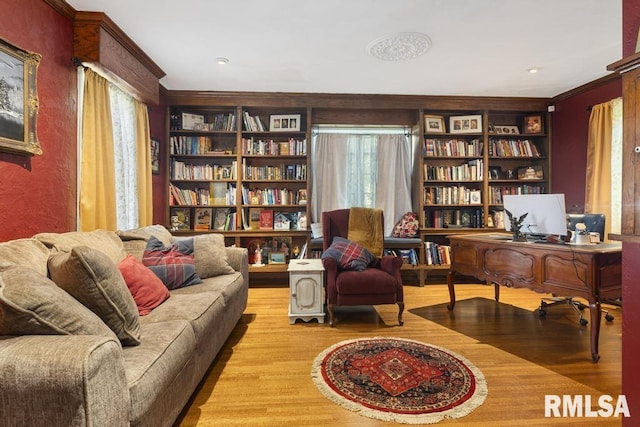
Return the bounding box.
[321,236,374,271]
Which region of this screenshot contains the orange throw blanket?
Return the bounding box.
[347,207,384,257]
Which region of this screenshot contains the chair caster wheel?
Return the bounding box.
[538,308,546,318]
[579,318,588,326]
[605,313,614,322]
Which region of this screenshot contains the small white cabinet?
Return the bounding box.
[288,259,325,324]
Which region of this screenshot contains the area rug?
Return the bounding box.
[311,337,487,424]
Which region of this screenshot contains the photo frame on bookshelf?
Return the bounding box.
[424,115,445,133]
[524,114,543,134]
[492,125,520,135]
[268,252,287,265]
[489,166,503,180]
[181,112,205,130]
[517,165,544,180]
[269,114,301,132]
[449,114,482,134]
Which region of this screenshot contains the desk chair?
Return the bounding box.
[538,213,614,325]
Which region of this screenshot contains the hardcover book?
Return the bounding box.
[260,210,274,229]
[194,207,212,230]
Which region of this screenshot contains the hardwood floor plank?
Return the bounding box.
[175,283,622,426]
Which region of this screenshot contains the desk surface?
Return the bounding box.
[446,232,622,362]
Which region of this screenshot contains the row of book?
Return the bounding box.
[170,183,237,206]
[424,138,483,157]
[241,186,307,206]
[242,112,268,132]
[384,248,419,266]
[170,136,216,155]
[488,138,541,157]
[241,161,307,181]
[488,185,545,204]
[241,137,307,156]
[171,160,237,181]
[424,159,483,181]
[207,112,237,131]
[424,185,481,205]
[426,208,484,228]
[425,241,451,265]
[169,112,237,131]
[243,209,307,231]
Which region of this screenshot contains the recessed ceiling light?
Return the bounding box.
[366,32,431,62]
[528,67,539,74]
[216,57,229,65]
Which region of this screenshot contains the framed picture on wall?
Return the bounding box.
[0,36,42,156]
[151,138,160,174]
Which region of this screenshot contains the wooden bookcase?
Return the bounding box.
[167,105,312,274]
[165,91,551,280]
[420,108,551,271]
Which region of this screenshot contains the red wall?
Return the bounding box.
[551,80,622,211]
[0,0,76,240]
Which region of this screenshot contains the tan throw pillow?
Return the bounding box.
[0,238,50,276]
[0,266,117,339]
[117,225,174,260]
[34,229,127,265]
[174,234,235,278]
[48,246,141,346]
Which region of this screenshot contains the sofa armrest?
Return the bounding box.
[0,335,129,427]
[226,246,249,285]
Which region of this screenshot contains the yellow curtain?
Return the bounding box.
[585,101,613,240]
[135,100,153,226]
[79,69,117,231]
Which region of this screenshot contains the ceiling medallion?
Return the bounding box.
[366,32,431,62]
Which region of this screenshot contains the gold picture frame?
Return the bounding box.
[0,36,42,156]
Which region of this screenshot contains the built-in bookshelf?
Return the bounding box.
[167,105,311,270]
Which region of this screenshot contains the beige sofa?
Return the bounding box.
[0,225,248,427]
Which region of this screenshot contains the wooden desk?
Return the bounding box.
[446,233,622,362]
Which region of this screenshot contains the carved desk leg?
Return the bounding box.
[590,301,602,363]
[447,270,456,310]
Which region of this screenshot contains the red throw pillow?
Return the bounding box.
[118,255,170,315]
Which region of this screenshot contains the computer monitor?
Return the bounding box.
[503,193,568,238]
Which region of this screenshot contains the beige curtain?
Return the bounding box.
[79,69,117,231]
[585,100,613,240]
[135,100,153,226]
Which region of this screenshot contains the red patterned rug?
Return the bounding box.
[311,337,487,424]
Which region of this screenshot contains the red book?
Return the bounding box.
[259,210,274,229]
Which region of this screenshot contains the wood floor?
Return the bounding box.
[175,282,622,426]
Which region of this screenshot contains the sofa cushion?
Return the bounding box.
[34,229,127,265]
[0,238,50,276]
[48,246,141,346]
[321,236,374,271]
[174,233,235,278]
[122,319,196,424]
[118,254,170,316]
[143,236,202,290]
[117,225,174,260]
[0,266,117,339]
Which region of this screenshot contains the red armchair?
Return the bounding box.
[321,209,404,326]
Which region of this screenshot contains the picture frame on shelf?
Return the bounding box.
[449,114,482,134]
[268,252,287,265]
[269,114,301,132]
[151,138,160,174]
[194,207,212,230]
[181,112,205,130]
[489,166,503,180]
[523,114,543,134]
[0,36,42,156]
[470,190,481,204]
[517,165,544,180]
[492,125,520,135]
[424,115,445,133]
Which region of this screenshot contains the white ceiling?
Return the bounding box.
[66,0,623,98]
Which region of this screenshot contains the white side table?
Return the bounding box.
[288,259,325,324]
